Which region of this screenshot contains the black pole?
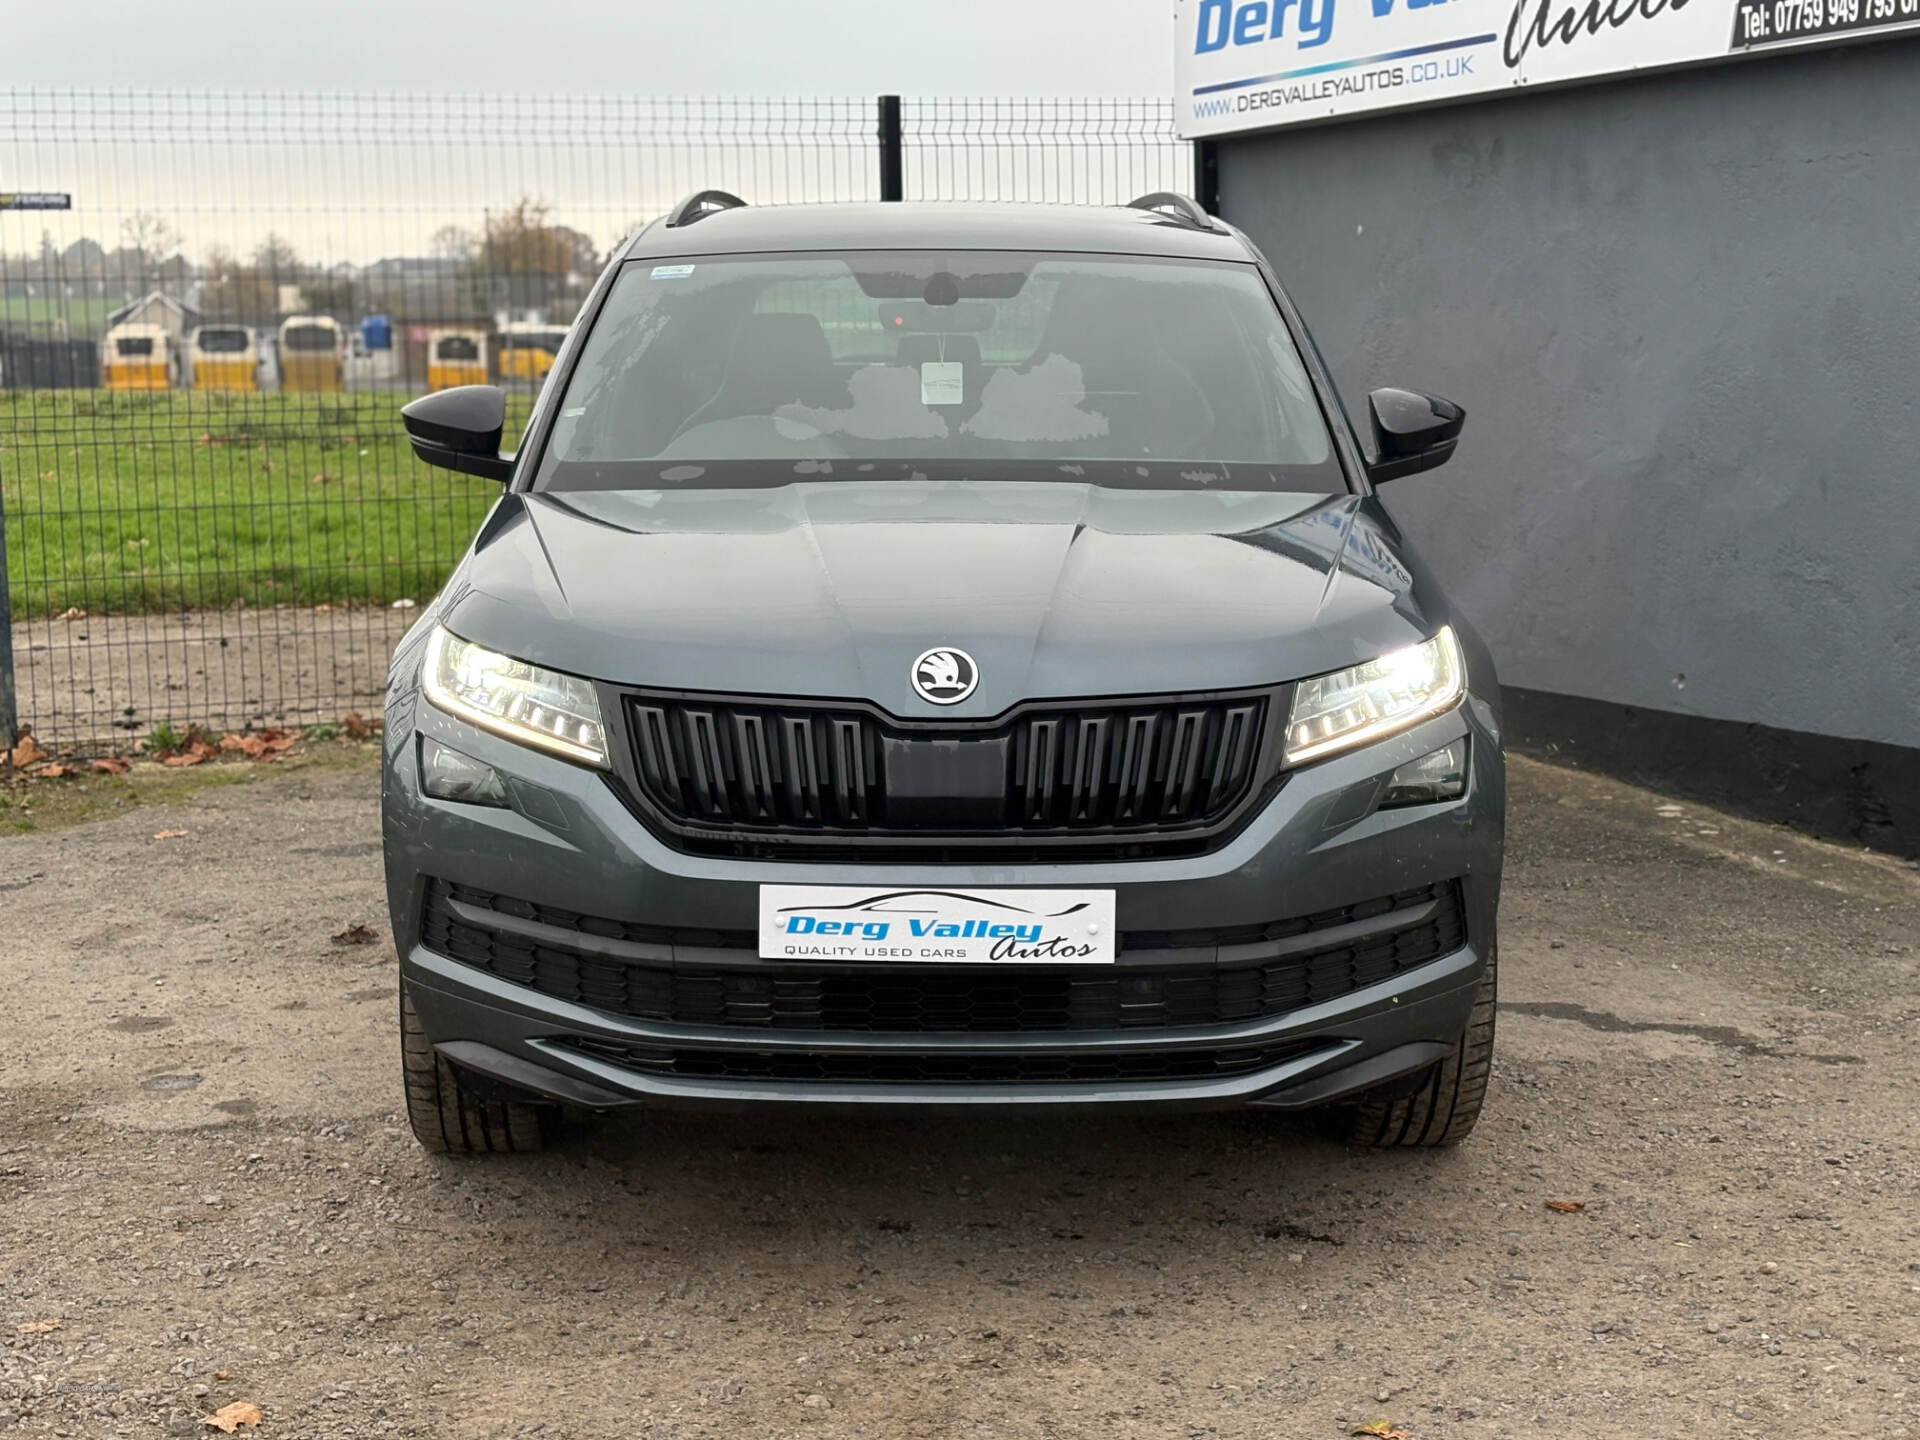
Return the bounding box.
[877,95,904,202]
[0,473,15,749]
[1194,139,1222,217]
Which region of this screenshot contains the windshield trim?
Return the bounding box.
[514,245,1361,498]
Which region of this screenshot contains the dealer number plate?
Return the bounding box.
[758,886,1117,964]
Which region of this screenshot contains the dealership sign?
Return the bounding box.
[1176,0,1920,134]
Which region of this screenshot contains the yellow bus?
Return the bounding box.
[278,315,344,392]
[497,321,570,386]
[427,328,489,391]
[101,322,175,390]
[189,325,259,391]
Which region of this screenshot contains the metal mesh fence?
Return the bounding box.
[0,91,1188,749]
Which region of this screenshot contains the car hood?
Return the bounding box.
[443,482,1440,714]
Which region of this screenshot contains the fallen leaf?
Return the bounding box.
[15,1319,62,1335]
[390,597,417,610]
[54,606,87,621]
[342,713,374,740]
[1350,1424,1411,1439]
[214,1370,231,1381]
[263,731,300,752]
[1545,1199,1586,1214]
[91,758,131,775]
[9,730,48,768]
[203,1401,262,1432]
[153,829,189,841]
[162,749,208,767]
[331,923,379,947]
[313,603,333,613]
[35,763,78,779]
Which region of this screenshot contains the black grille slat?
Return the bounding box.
[1019,717,1060,825]
[421,879,1467,1035]
[1067,714,1110,823]
[1114,713,1156,821]
[731,712,777,821]
[684,710,728,819]
[1161,709,1207,819]
[778,716,817,822]
[1209,702,1260,812]
[829,717,868,824]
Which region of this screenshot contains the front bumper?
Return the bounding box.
[383,682,1504,1112]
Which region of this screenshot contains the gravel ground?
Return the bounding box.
[3,752,1917,1439]
[8,606,413,745]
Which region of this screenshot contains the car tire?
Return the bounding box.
[1343,946,1497,1149]
[400,985,549,1154]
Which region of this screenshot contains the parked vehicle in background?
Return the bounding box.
[497,321,570,386]
[428,329,489,392]
[100,322,175,390]
[278,314,344,392]
[189,325,259,391]
[385,192,1502,1157]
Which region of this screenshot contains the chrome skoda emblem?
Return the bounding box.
[910,647,978,705]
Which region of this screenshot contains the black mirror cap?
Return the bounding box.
[401,385,514,482]
[1366,388,1465,483]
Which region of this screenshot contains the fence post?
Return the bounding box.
[0,474,15,748]
[1194,139,1221,215]
[877,95,904,202]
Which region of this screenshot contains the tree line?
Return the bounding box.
[1,198,611,330]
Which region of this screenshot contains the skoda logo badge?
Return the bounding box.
[911,647,978,705]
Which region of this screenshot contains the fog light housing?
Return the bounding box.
[419,735,508,806]
[1382,738,1468,808]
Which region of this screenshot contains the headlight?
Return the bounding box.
[1283,626,1465,766]
[421,626,608,767]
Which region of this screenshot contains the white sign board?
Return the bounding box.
[759,886,1117,964]
[1176,0,1920,135]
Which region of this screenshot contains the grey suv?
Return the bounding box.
[384,191,1503,1154]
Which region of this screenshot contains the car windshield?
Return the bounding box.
[436,335,481,361]
[533,251,1343,492]
[283,324,335,352]
[197,328,250,354]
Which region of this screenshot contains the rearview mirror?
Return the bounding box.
[1365,388,1464,483]
[401,385,513,483]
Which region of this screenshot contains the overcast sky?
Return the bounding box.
[2,0,1175,94]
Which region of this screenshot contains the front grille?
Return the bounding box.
[610,688,1280,860]
[553,1035,1329,1086]
[422,879,1466,1034]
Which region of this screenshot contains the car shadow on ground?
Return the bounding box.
[464,1102,1438,1266]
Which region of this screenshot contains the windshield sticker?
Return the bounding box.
[650,264,696,279]
[920,361,964,407]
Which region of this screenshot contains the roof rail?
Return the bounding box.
[664,189,748,228]
[1125,191,1225,234]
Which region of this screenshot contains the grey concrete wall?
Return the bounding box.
[1217,37,1920,750]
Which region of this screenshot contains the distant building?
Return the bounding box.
[105,290,203,344]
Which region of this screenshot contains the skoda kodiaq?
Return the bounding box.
[385,191,1503,1154]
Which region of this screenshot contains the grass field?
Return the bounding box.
[1,390,533,619]
[0,293,123,333]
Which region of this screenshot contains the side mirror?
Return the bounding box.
[401,385,513,483]
[1366,388,1465,483]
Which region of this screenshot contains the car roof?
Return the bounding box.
[624,200,1252,262]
